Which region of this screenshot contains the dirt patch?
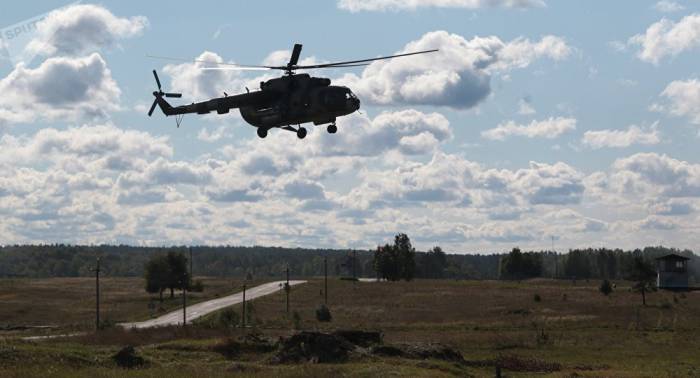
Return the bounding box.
[212,332,276,359]
[112,346,146,369]
[331,330,382,347]
[371,343,464,363]
[464,355,561,373]
[270,331,357,364]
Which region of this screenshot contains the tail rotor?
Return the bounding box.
[148,70,182,116]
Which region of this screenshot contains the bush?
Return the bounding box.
[189,280,204,292]
[533,294,541,302]
[292,311,302,330]
[218,308,240,329]
[316,304,332,322]
[599,279,613,296]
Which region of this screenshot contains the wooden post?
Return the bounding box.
[286,265,290,315]
[242,284,247,328]
[95,257,100,331]
[182,273,187,327]
[324,256,328,305]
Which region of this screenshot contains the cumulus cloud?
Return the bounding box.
[612,153,700,198]
[163,51,249,101]
[481,117,576,140]
[25,4,147,57]
[582,124,660,149]
[0,53,120,124]
[653,1,685,13]
[629,14,700,64]
[337,0,546,12]
[309,110,452,156]
[655,79,700,124]
[336,31,571,109]
[198,126,233,142]
[517,97,536,115]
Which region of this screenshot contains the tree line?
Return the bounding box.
[0,243,695,282]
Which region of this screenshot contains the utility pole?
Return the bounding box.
[189,246,193,279]
[285,265,290,315]
[324,255,328,305]
[242,283,247,328]
[95,257,100,331]
[352,250,357,280]
[182,273,187,327]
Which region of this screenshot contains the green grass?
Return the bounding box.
[2,277,700,377]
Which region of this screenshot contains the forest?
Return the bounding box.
[0,243,696,283]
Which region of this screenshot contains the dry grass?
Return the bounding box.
[2,277,700,377]
[0,277,259,333]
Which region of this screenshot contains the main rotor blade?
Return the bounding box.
[153,70,162,91]
[148,100,157,117]
[165,93,182,98]
[147,54,275,69]
[199,63,369,72]
[199,66,273,71]
[288,43,302,66]
[293,49,439,69]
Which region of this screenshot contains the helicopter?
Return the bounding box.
[147,44,437,139]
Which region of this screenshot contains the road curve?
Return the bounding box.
[120,280,307,329]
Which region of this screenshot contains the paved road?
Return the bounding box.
[120,280,307,329]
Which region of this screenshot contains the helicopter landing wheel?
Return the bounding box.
[257,128,268,139]
[297,127,307,139]
[327,124,338,134]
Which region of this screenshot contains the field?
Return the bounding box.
[1,277,699,377]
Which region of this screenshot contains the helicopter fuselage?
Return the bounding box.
[239,74,360,129]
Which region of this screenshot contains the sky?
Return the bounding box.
[0,0,699,252]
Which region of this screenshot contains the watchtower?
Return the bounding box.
[655,254,690,290]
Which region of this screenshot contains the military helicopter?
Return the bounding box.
[148,44,437,139]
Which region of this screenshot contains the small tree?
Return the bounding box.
[599,279,613,296]
[145,255,169,302]
[628,256,656,306]
[373,233,416,281]
[144,251,189,300]
[316,304,332,322]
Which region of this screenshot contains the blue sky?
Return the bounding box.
[0,1,699,252]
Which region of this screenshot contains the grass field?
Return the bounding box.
[1,277,699,377]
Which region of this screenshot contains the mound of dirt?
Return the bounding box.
[496,355,561,373]
[371,343,464,363]
[331,330,382,347]
[113,346,146,368]
[212,332,276,359]
[271,331,357,364]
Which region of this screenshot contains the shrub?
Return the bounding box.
[218,308,240,329]
[533,294,541,302]
[316,304,332,322]
[292,311,302,330]
[599,279,613,296]
[190,280,204,292]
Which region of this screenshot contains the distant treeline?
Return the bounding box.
[0,244,695,282]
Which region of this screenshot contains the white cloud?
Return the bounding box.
[336,31,571,109]
[163,51,250,101]
[198,126,233,142]
[0,53,120,125]
[481,117,576,140]
[337,0,546,12]
[629,14,700,64]
[25,4,147,57]
[653,1,685,13]
[656,79,700,124]
[582,124,660,149]
[612,153,700,198]
[517,98,536,115]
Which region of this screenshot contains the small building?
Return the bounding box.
[656,254,690,290]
